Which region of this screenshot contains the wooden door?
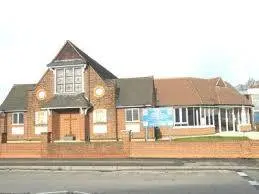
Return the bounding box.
[59,113,80,140]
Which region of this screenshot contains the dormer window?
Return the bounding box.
[56,66,83,94]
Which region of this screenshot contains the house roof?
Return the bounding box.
[116,77,154,107]
[47,40,117,80]
[0,84,35,112]
[155,77,252,106]
[43,93,91,109]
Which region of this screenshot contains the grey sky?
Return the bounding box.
[1,0,259,103]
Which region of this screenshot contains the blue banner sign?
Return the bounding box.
[142,107,174,127]
[255,112,259,123]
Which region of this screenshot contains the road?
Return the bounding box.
[0,158,258,167]
[0,170,258,194]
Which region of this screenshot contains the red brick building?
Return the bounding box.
[0,41,254,142]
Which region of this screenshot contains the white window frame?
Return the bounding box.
[12,112,24,125]
[35,111,48,125]
[93,109,107,124]
[125,108,140,122]
[55,66,84,94]
[174,107,188,126]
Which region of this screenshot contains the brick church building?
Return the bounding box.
[0,41,254,142]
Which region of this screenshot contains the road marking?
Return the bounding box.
[248,181,259,186]
[37,191,69,194]
[237,171,248,177]
[37,191,90,194]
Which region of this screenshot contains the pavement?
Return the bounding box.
[217,131,259,139]
[0,158,259,171]
[0,169,259,194]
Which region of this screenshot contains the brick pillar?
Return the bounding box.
[41,132,52,158]
[79,112,86,141]
[0,133,7,143]
[122,130,131,143]
[41,132,52,143]
[121,130,131,157]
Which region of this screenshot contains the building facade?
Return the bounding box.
[0,41,254,142]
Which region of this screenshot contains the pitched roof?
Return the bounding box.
[43,93,91,109]
[47,40,117,80]
[116,77,154,107]
[155,77,252,106]
[0,84,35,112]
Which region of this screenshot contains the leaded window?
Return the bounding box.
[56,67,83,93]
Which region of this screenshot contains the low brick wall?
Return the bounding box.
[0,143,42,158]
[0,142,128,158]
[130,140,259,158]
[43,142,128,158]
[156,126,215,138]
[1,138,259,158]
[239,124,252,132]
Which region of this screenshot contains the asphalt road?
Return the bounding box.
[0,158,258,167]
[0,170,259,194]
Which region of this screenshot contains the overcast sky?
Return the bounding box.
[1,0,259,103]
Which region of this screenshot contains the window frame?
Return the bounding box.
[125,108,140,123]
[93,109,107,124]
[174,107,188,126]
[12,112,24,125]
[35,111,48,126]
[55,66,84,94]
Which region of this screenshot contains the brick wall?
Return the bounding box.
[0,142,128,158]
[24,70,54,141]
[1,140,259,158]
[0,113,6,133]
[0,143,42,158]
[239,124,252,132]
[44,142,128,158]
[130,140,259,158]
[117,108,155,140]
[6,112,28,141]
[158,126,215,137]
[86,66,117,141]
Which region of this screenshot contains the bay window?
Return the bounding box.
[56,67,83,93]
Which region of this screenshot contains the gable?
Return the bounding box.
[216,78,226,87]
[48,40,117,80]
[53,41,84,61]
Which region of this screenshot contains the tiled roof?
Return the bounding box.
[43,93,91,109]
[0,84,35,112]
[47,59,85,67]
[116,77,154,107]
[155,77,252,106]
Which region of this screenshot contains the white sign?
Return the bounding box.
[12,127,24,135]
[93,124,107,133]
[35,111,48,125]
[35,126,48,135]
[93,109,107,123]
[125,123,140,132]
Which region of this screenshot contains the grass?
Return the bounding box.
[173,136,249,142]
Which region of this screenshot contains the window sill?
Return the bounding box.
[173,125,215,129]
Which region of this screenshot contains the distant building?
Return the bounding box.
[240,83,259,125]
